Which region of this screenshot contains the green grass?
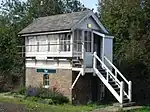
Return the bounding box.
[0,96,104,112]
[124,107,150,112]
[1,93,150,112]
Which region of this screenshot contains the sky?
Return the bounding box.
[80,0,98,12]
[0,0,98,12]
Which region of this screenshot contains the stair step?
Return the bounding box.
[113,102,136,107]
[73,63,81,65]
[114,87,120,90]
[109,81,116,84]
[123,98,129,101]
[111,84,118,88]
[122,102,136,107]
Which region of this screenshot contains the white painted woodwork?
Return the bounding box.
[93,52,132,104]
[76,16,100,30]
[70,71,82,89]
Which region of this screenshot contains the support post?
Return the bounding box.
[71,31,74,57]
[93,52,97,69]
[128,81,132,102]
[102,36,105,62]
[120,81,124,104]
[93,52,97,76]
[70,71,81,89]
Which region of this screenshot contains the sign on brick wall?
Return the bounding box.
[36,69,56,74]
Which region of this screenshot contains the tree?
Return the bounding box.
[0,0,85,90]
[99,0,150,104]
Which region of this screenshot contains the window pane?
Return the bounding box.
[43,74,49,86]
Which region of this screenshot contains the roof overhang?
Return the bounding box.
[93,30,114,39]
[19,30,72,37]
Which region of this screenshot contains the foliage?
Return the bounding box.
[0,0,85,91]
[0,96,97,112]
[99,0,150,104]
[12,86,69,105]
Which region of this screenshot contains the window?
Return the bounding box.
[74,30,82,52]
[38,36,48,52]
[48,35,58,52]
[59,33,71,52]
[28,37,37,52]
[84,31,92,52]
[43,74,49,88]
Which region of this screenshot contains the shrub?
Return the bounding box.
[11,86,26,95]
[12,86,69,105]
[34,87,69,104]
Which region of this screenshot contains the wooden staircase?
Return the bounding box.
[71,52,132,105]
[93,52,132,105]
[72,59,82,68]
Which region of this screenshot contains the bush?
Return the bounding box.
[11,86,26,95]
[12,86,69,105]
[31,87,69,104]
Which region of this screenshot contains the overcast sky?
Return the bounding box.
[0,0,98,12]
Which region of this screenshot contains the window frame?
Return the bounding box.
[43,74,49,88]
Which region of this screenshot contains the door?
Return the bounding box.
[84,30,93,68]
[94,34,101,58]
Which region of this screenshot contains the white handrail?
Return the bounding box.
[94,68,121,103]
[104,56,129,84]
[94,52,121,85]
[104,56,132,101]
[93,52,132,103]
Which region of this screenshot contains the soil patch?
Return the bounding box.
[0,102,28,112]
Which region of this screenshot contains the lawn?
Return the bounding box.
[0,93,150,112]
[124,107,150,112]
[0,96,103,112]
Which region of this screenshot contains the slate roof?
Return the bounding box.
[19,11,91,34]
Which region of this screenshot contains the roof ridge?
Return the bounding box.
[19,10,93,35]
[37,10,91,19]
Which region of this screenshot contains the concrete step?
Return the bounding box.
[113,102,136,108]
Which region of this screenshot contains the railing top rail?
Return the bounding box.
[17,42,85,47]
[104,56,129,84]
[94,52,121,85]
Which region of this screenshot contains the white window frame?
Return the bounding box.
[84,31,92,52]
[59,33,71,52]
[43,74,49,88]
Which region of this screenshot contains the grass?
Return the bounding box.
[0,96,104,112]
[1,93,150,112]
[124,107,150,112]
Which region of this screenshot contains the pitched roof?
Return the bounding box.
[19,11,91,34]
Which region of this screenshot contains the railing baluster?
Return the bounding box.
[115,70,117,78]
[104,56,132,101]
[129,81,132,102]
[106,70,109,82]
[93,52,97,69]
[120,81,124,104]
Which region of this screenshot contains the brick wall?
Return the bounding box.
[26,68,102,104]
[25,68,72,100]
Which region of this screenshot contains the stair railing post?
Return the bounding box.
[115,70,117,78]
[106,70,109,82]
[93,52,97,69]
[128,81,132,102]
[120,81,124,104]
[93,52,97,76]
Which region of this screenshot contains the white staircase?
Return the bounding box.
[71,52,132,105]
[93,52,132,104]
